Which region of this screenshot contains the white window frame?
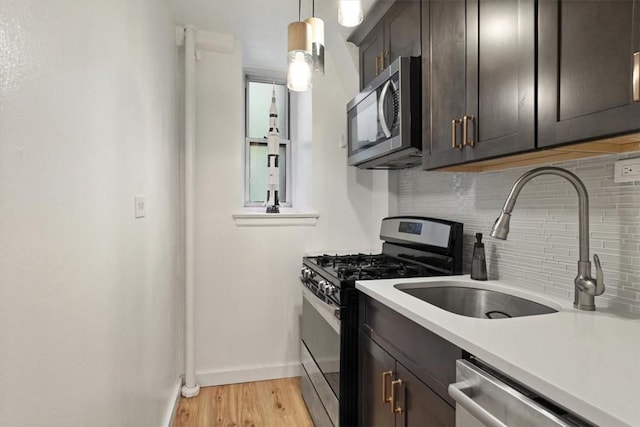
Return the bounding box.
[244,137,292,207]
[243,72,293,208]
[245,73,289,140]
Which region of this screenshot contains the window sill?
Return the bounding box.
[232,211,319,227]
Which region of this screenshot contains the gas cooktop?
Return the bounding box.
[309,253,443,281]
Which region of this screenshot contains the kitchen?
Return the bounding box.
[0,1,638,427]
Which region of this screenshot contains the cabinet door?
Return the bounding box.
[395,363,455,427]
[465,0,536,161]
[538,0,640,147]
[423,0,468,169]
[359,332,396,427]
[386,0,422,66]
[360,25,385,90]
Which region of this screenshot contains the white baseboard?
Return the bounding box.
[162,378,183,427]
[197,363,302,387]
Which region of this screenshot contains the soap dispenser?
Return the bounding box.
[471,232,487,281]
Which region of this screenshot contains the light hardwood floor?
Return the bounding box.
[172,377,314,427]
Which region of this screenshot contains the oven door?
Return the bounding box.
[300,283,341,426]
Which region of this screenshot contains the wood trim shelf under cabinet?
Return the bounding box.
[435,132,640,173]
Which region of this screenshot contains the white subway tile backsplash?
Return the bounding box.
[398,152,640,314]
[613,289,639,301]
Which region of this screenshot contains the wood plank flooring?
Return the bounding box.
[173,377,314,427]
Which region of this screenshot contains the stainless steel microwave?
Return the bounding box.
[347,56,421,169]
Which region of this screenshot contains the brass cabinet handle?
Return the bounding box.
[375,55,381,76]
[383,51,389,69]
[633,52,639,102]
[390,379,403,414]
[382,371,393,403]
[451,119,463,149]
[463,115,476,147]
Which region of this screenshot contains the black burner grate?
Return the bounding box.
[313,253,436,280]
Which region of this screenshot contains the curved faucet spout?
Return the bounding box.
[490,167,604,311]
[492,167,589,261]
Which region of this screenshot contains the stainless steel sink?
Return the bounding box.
[394,282,558,319]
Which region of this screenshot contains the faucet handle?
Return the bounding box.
[593,254,605,296]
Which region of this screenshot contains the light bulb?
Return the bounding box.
[338,0,363,27]
[287,51,313,92]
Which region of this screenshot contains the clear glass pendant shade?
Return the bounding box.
[287,51,313,91]
[305,17,325,75]
[338,0,363,27]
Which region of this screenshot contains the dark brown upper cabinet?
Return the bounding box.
[538,0,640,148]
[351,0,639,171]
[385,1,422,67]
[359,22,386,91]
[355,0,422,90]
[424,0,536,170]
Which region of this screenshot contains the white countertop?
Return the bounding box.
[356,276,640,427]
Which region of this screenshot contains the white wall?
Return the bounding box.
[192,37,385,385]
[398,153,640,316]
[0,2,181,426]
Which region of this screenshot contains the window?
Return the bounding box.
[244,75,292,208]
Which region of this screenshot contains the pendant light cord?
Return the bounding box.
[298,0,315,20]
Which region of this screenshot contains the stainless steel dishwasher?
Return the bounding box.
[449,360,594,427]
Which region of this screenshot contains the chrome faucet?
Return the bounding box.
[490,167,605,311]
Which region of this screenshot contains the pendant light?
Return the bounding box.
[338,0,363,27]
[287,0,313,91]
[304,0,325,75]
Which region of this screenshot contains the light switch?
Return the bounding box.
[135,195,146,218]
[339,133,347,149]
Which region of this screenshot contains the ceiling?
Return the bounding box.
[167,0,376,71]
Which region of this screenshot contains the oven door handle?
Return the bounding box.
[300,282,341,336]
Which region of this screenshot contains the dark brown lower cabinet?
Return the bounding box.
[359,332,455,427]
[359,331,395,427]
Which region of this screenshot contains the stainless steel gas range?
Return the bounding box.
[299,216,464,427]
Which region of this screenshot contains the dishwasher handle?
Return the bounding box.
[449,381,507,427]
[451,360,579,427]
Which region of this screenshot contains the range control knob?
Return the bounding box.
[318,281,336,296]
[324,284,337,296]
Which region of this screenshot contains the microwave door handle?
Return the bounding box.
[378,80,392,138]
